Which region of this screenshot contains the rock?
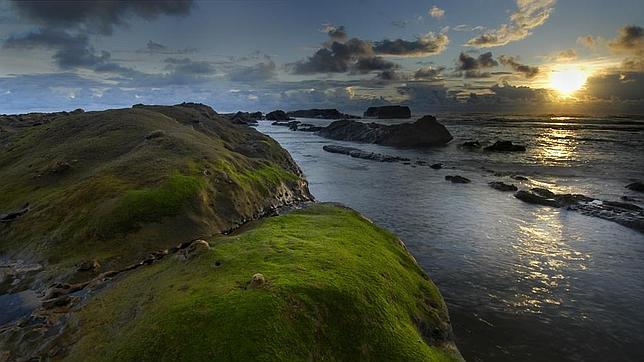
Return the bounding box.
[429,163,443,169]
[318,115,452,148]
[461,141,481,149]
[0,203,30,223]
[286,109,358,119]
[322,145,410,162]
[484,141,527,152]
[531,188,556,198]
[445,175,471,184]
[625,181,644,193]
[363,106,411,119]
[249,273,266,288]
[185,240,211,257]
[512,175,529,181]
[514,190,559,207]
[77,259,101,272]
[265,110,292,121]
[146,130,165,140]
[226,111,262,125]
[272,120,300,128]
[489,182,518,192]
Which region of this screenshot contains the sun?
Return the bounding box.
[549,68,588,96]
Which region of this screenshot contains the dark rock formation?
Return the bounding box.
[489,182,518,192]
[430,163,443,169]
[318,115,452,148]
[484,141,526,152]
[514,188,643,232]
[266,110,292,121]
[363,106,411,119]
[445,175,471,184]
[323,145,410,162]
[0,203,30,223]
[286,109,358,119]
[461,141,482,149]
[225,111,263,125]
[626,181,644,192]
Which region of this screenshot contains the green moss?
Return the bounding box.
[64,204,461,361]
[99,173,204,236]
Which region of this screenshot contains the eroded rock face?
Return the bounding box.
[318,116,452,148]
[363,106,411,119]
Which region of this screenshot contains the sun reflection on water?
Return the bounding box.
[533,128,579,166]
[511,207,590,314]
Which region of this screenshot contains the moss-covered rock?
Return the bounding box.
[0,103,311,273]
[61,204,461,361]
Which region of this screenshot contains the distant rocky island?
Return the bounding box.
[286,108,359,119]
[363,105,411,119]
[0,103,461,360]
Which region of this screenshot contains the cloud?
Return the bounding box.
[585,71,644,100]
[577,35,599,50]
[498,55,539,78]
[454,52,499,78]
[466,0,556,48]
[353,56,398,74]
[547,48,577,61]
[429,5,445,19]
[140,40,197,55]
[8,0,193,35]
[609,25,643,55]
[413,66,445,80]
[164,57,215,75]
[228,57,277,82]
[391,20,409,29]
[3,28,135,75]
[373,32,449,57]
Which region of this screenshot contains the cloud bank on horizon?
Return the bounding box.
[0,0,642,114]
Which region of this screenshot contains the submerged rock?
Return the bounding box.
[484,141,526,152]
[626,181,644,192]
[363,105,411,119]
[445,175,471,184]
[322,145,410,162]
[461,141,482,149]
[489,182,518,192]
[430,163,444,169]
[318,115,452,148]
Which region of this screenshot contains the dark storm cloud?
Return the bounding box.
[454,52,498,78]
[498,55,539,78]
[9,0,193,34]
[585,71,644,100]
[290,35,378,74]
[229,57,277,82]
[325,25,348,42]
[609,25,643,55]
[353,56,398,74]
[3,28,135,74]
[372,32,449,57]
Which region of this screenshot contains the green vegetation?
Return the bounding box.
[0,104,310,268]
[64,204,461,361]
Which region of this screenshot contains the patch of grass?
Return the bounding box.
[65,204,461,361]
[99,173,204,236]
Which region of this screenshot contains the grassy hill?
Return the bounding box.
[0,104,461,361]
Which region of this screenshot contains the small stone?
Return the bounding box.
[77,259,100,272]
[249,273,266,288]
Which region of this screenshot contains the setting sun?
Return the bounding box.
[549,68,589,96]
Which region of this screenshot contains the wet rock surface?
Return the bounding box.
[484,141,527,152]
[489,182,518,192]
[322,145,410,162]
[626,181,644,192]
[445,175,471,184]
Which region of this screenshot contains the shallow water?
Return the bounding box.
[258,115,644,361]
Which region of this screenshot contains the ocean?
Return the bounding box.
[257,114,644,361]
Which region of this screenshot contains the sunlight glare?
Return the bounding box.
[549,68,588,96]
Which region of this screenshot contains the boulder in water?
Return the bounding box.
[363,106,411,119]
[489,182,518,192]
[445,175,471,184]
[484,141,526,152]
[626,181,644,193]
[266,110,292,121]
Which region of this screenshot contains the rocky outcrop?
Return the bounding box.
[318,115,452,148]
[225,111,263,125]
[286,109,358,119]
[323,145,410,162]
[363,106,411,119]
[445,175,471,184]
[266,110,292,121]
[514,188,643,232]
[484,141,526,152]
[489,182,518,192]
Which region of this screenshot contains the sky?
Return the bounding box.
[0,0,642,114]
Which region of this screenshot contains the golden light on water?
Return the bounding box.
[549,68,588,96]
